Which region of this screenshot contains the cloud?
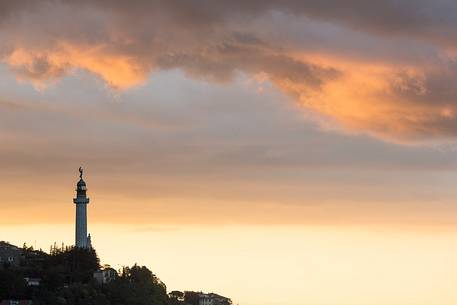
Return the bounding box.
[2,0,457,140]
[3,68,457,226]
[7,46,150,89]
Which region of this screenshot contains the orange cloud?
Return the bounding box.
[2,0,457,141]
[6,44,150,89]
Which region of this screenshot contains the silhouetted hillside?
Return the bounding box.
[0,243,170,305]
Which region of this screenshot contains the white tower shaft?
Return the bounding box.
[75,200,88,247]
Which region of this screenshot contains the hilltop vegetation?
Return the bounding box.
[0,245,170,305]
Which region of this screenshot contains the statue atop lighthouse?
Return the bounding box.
[73,167,91,248]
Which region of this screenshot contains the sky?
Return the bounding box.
[3,1,457,305]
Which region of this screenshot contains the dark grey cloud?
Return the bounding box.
[3,0,457,44]
[58,0,457,47]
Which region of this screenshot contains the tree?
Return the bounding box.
[0,244,173,305]
[47,246,100,284]
[0,268,27,300]
[169,291,184,299]
[104,265,169,305]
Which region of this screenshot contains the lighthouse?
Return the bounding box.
[73,167,91,248]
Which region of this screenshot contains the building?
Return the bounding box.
[0,301,32,305]
[73,167,91,248]
[199,293,232,305]
[24,277,41,287]
[93,267,117,284]
[0,242,22,267]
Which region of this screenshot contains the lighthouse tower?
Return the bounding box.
[73,167,91,248]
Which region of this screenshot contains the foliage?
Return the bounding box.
[0,246,173,305]
[103,265,168,305]
[0,267,27,300]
